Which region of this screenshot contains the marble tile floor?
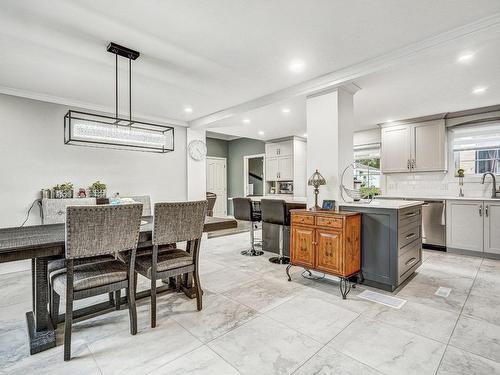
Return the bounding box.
[1,231,500,374]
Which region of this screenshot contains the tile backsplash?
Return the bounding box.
[383,172,495,198]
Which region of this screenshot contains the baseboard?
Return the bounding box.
[447,247,500,260]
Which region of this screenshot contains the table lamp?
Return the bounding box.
[308,169,327,211]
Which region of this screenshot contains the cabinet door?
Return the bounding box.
[446,201,483,252]
[265,143,279,157]
[412,121,446,172]
[381,125,411,173]
[291,226,315,268]
[277,156,293,180]
[315,229,343,275]
[266,157,279,181]
[485,203,500,254]
[276,141,293,156]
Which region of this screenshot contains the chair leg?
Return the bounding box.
[151,278,157,328]
[63,293,73,361]
[127,286,137,335]
[109,292,114,305]
[50,289,60,326]
[193,269,203,311]
[114,290,121,310]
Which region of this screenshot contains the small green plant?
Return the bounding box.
[90,181,107,191]
[457,169,465,178]
[53,182,73,192]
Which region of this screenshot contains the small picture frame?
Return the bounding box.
[322,200,335,210]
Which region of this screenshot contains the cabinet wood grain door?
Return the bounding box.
[412,121,446,172]
[485,202,500,254]
[381,125,411,173]
[446,201,484,252]
[315,229,343,274]
[291,226,315,268]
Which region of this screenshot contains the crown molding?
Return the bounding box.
[0,86,188,127]
[189,12,500,129]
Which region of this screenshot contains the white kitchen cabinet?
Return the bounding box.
[381,120,446,173]
[484,202,500,254]
[277,156,293,180]
[446,200,484,253]
[381,125,411,173]
[266,157,279,180]
[265,140,292,157]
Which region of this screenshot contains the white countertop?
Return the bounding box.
[229,196,307,204]
[340,199,424,209]
[377,195,500,202]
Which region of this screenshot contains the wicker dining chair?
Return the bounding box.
[50,204,143,361]
[135,201,207,328]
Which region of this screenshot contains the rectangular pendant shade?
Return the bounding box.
[64,110,174,153]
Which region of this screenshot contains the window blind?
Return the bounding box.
[451,123,500,151]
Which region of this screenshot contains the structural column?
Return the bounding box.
[306,86,357,207]
[186,128,206,200]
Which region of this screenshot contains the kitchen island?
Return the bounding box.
[339,199,424,291]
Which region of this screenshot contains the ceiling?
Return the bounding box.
[1,1,500,135]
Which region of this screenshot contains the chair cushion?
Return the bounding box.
[52,260,128,295]
[136,249,193,278]
[48,255,114,283]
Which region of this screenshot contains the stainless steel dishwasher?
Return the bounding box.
[421,200,446,250]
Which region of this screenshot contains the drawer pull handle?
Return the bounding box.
[405,233,416,240]
[405,212,418,218]
[405,257,417,266]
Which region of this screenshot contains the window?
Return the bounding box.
[452,123,500,176]
[354,146,381,197]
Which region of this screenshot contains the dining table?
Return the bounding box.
[0,215,237,355]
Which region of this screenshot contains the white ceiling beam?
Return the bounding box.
[189,12,500,129]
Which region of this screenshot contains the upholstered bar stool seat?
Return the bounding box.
[233,197,263,256]
[261,199,290,264]
[52,260,128,294]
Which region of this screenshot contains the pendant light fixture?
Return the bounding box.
[64,42,174,153]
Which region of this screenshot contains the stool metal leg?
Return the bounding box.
[269,225,290,264]
[241,221,264,256]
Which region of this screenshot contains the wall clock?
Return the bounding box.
[188,139,207,161]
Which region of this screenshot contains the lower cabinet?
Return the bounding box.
[290,211,361,278]
[447,200,500,255]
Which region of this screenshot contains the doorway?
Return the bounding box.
[206,157,227,216]
[243,154,265,196]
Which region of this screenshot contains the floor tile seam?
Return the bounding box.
[446,342,500,365]
[202,312,262,345]
[434,257,484,375]
[85,342,105,375]
[205,344,246,375]
[220,284,299,313]
[143,342,206,375]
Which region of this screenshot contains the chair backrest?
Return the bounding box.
[232,197,253,221]
[121,195,152,216]
[260,199,287,226]
[65,204,142,259]
[206,192,217,217]
[152,201,207,246]
[41,198,96,224]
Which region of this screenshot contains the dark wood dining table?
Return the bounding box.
[0,215,237,355]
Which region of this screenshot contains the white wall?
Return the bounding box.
[0,94,187,228]
[186,128,207,200]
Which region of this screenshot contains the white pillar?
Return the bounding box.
[306,87,356,208]
[186,128,206,201]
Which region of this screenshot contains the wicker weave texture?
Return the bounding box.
[65,204,142,259]
[153,201,207,245]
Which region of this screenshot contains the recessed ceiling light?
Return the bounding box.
[258,131,264,136]
[457,52,475,63]
[184,107,193,113]
[282,108,291,114]
[243,118,251,124]
[472,86,487,94]
[288,59,305,73]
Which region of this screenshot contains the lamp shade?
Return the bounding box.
[308,169,326,188]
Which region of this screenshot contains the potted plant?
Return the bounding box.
[89,181,107,198]
[53,182,74,199]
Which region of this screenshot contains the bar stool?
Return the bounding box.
[233,197,263,256]
[261,199,289,264]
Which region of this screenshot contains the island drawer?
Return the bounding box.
[398,242,421,280]
[291,214,314,226]
[316,216,343,229]
[399,207,422,227]
[398,223,421,252]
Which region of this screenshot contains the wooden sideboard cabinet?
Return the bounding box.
[287,210,361,298]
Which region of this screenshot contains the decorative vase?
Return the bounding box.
[90,189,107,198]
[54,189,73,199]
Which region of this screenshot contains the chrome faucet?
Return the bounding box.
[481,172,500,199]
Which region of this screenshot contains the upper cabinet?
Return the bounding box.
[265,141,292,157]
[381,120,447,174]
